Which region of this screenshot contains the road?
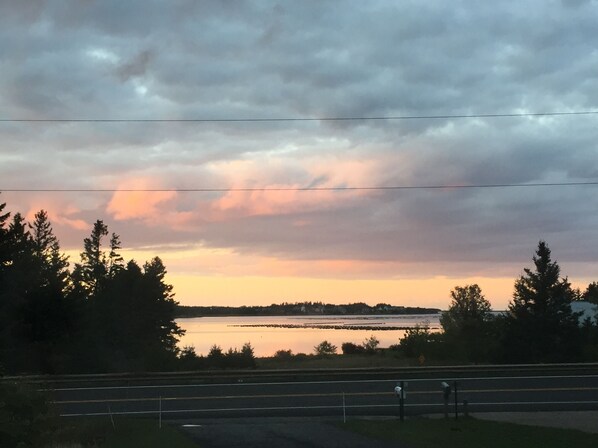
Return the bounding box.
[16,363,598,419]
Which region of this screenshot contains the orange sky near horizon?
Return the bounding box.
[168,274,517,310]
[62,244,594,311]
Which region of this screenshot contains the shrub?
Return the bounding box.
[0,382,54,447]
[206,343,256,369]
[240,342,257,368]
[362,335,380,354]
[177,345,206,370]
[341,342,365,355]
[313,340,337,356]
[399,325,444,359]
[274,349,293,359]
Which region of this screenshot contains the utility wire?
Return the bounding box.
[2,111,598,123]
[2,181,598,193]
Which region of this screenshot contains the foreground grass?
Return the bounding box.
[340,417,598,448]
[50,417,199,447]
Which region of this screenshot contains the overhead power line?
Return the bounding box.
[2,181,598,193]
[2,111,598,123]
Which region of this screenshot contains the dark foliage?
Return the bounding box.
[195,343,256,369]
[176,302,440,317]
[397,326,445,361]
[342,342,365,355]
[583,282,598,304]
[501,241,582,363]
[0,382,54,447]
[0,197,184,374]
[273,349,294,359]
[440,284,497,362]
[313,340,337,356]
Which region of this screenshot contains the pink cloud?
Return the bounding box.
[21,198,89,231]
[106,178,177,222]
[205,156,382,220]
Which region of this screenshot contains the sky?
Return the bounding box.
[1,0,597,310]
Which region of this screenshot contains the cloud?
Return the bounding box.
[116,49,153,81]
[204,156,380,219]
[106,178,177,221]
[1,0,598,291]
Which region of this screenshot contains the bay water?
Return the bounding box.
[176,314,440,357]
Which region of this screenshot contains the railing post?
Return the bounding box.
[399,381,405,421]
[454,381,458,421]
[107,404,116,429]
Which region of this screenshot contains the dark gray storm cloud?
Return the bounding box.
[1,0,597,276]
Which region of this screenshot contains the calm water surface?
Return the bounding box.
[177,314,440,357]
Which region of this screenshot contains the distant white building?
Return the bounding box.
[571,301,598,325]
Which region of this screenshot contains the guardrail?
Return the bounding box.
[44,371,598,419]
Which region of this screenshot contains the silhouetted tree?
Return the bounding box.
[86,257,184,371]
[22,211,76,373]
[341,342,365,355]
[313,340,337,356]
[440,284,496,362]
[362,335,380,354]
[240,342,256,367]
[178,346,205,370]
[0,197,186,374]
[108,233,124,277]
[207,344,224,368]
[67,221,184,372]
[0,198,10,272]
[0,213,37,371]
[72,220,109,298]
[502,241,581,362]
[141,257,184,354]
[273,349,293,359]
[397,325,444,360]
[583,282,598,304]
[31,210,70,293]
[0,198,9,373]
[0,209,77,373]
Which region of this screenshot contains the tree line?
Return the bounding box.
[176,302,440,317]
[397,241,598,364]
[0,197,184,374]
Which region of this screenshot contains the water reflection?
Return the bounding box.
[177,314,440,357]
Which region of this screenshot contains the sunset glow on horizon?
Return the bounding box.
[2,1,598,313]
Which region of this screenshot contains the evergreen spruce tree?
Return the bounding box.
[108,232,125,277]
[31,210,70,292]
[0,200,12,373]
[582,282,598,304]
[73,220,109,297]
[0,198,10,273]
[504,241,581,362]
[0,213,37,371]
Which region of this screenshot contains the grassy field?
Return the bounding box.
[256,352,426,370]
[340,417,598,448]
[49,417,199,447]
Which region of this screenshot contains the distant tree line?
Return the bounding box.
[0,197,184,374]
[394,241,598,364]
[176,302,440,317]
